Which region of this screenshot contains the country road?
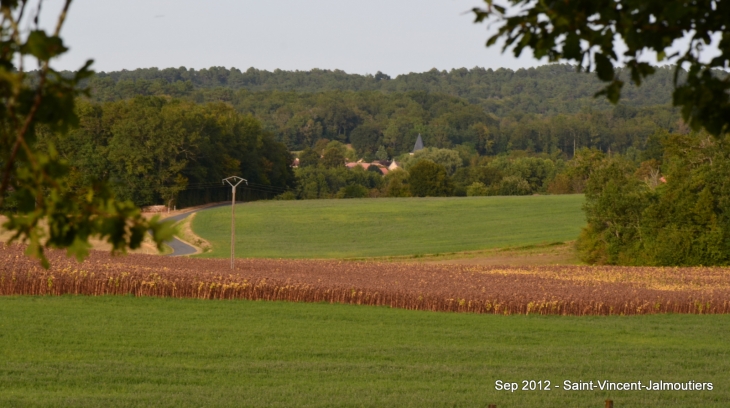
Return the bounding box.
[163,203,228,256]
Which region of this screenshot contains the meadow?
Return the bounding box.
[191,195,585,259]
[0,296,727,408]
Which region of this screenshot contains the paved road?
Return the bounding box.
[163,203,229,257]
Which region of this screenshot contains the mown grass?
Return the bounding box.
[0,296,726,407]
[192,195,586,259]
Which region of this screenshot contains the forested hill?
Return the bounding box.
[84,64,676,115]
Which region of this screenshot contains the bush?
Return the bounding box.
[275,191,297,200]
[466,182,490,196]
[336,184,369,199]
[546,173,572,194]
[498,176,531,195]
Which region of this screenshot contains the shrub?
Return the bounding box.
[336,184,369,199]
[466,182,490,197]
[275,191,297,200]
[498,176,531,196]
[546,173,572,194]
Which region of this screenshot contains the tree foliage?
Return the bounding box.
[60,65,691,160]
[472,0,730,136]
[578,132,730,265]
[43,97,295,208]
[408,160,453,197]
[0,1,172,266]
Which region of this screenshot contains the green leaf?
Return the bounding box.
[21,30,68,61]
[563,33,581,60]
[594,53,615,82]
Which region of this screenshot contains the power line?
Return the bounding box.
[183,181,290,193]
[223,176,247,270]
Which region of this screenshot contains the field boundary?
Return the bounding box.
[339,241,579,263]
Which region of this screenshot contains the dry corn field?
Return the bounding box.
[2,244,730,315]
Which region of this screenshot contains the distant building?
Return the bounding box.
[345,161,392,176]
[411,134,424,155]
[346,162,369,170]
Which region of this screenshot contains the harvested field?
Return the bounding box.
[2,244,730,315]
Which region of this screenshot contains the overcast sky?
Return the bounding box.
[40,0,544,75]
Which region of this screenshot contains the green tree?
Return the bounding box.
[576,131,730,266]
[375,145,389,161]
[408,160,453,197]
[321,147,345,169]
[0,1,172,266]
[350,122,382,157]
[45,97,295,209]
[577,157,649,264]
[298,147,320,168]
[383,169,411,197]
[472,0,730,136]
[406,147,463,176]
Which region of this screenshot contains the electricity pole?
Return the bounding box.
[223,176,247,269]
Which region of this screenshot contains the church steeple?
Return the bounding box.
[412,134,424,153]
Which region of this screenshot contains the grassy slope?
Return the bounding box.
[192,195,586,258]
[0,297,726,408]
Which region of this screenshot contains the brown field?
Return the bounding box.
[1,243,729,315]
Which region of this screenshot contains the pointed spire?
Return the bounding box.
[412,134,424,153]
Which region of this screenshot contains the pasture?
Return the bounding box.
[0,296,726,407]
[191,195,585,259]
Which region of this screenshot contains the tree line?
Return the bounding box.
[287,137,656,200]
[79,83,684,160]
[25,97,295,210]
[83,64,677,115]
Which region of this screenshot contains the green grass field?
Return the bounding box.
[192,195,586,258]
[0,296,726,407]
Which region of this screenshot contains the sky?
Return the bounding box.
[39,0,545,75]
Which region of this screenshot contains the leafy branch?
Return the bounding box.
[0,0,174,266]
[472,0,730,136]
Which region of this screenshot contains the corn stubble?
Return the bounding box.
[1,244,729,315]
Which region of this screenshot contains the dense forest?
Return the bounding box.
[76,65,683,159]
[84,64,676,112]
[21,65,690,209]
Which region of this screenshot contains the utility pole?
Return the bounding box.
[223,176,247,269]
